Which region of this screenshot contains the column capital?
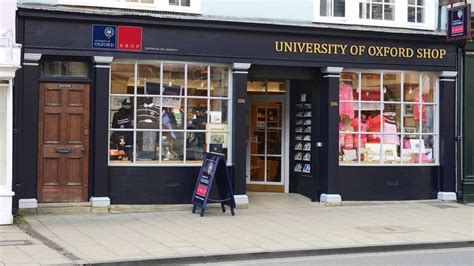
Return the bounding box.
[322,67,343,74]
[23,53,42,67]
[233,63,251,74]
[93,56,114,67]
[439,71,457,82]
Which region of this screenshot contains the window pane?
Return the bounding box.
[382,136,401,164]
[111,63,134,94]
[372,4,383,20]
[209,132,229,159]
[136,131,159,162]
[403,73,420,102]
[402,135,421,163]
[187,65,208,97]
[181,0,190,6]
[169,0,179,5]
[417,7,425,23]
[421,74,435,103]
[267,157,282,182]
[138,64,160,95]
[41,61,89,77]
[384,4,394,20]
[383,104,401,134]
[163,64,185,95]
[161,132,184,162]
[408,0,415,4]
[267,129,282,154]
[210,66,229,97]
[339,73,357,120]
[186,131,205,162]
[335,0,345,17]
[110,96,134,129]
[422,105,435,133]
[187,98,207,130]
[403,104,420,133]
[137,97,160,129]
[340,134,359,163]
[267,80,286,95]
[362,142,381,164]
[247,80,266,95]
[251,156,265,181]
[422,135,435,164]
[210,99,228,126]
[360,73,381,101]
[383,73,401,101]
[109,131,133,162]
[408,6,416,22]
[417,0,424,6]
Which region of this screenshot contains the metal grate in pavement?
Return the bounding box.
[0,240,33,246]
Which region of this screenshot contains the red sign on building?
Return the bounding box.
[118,26,142,51]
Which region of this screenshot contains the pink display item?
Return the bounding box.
[413,91,427,122]
[339,84,354,119]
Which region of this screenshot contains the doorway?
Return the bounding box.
[37,83,90,202]
[246,80,288,192]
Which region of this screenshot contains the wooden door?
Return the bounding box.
[38,83,90,202]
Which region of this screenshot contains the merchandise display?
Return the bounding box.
[293,97,312,174]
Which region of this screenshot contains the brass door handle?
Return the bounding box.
[55,147,72,153]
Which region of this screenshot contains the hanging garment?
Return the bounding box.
[339,84,354,119]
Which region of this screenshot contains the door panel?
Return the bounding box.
[38,83,90,202]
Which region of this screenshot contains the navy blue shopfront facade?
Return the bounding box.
[13,5,460,209]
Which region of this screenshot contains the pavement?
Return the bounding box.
[0,192,473,265]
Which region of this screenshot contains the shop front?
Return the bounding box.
[14,5,459,209]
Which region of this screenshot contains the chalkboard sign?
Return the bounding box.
[192,152,236,217]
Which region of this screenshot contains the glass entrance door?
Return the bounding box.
[246,80,286,192]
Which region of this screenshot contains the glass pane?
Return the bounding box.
[417,0,424,6]
[267,129,282,155]
[210,66,229,97]
[267,80,286,95]
[403,104,420,133]
[360,73,381,101]
[402,135,421,163]
[210,99,228,125]
[251,129,265,155]
[181,0,190,6]
[382,136,401,164]
[209,132,229,159]
[384,4,394,20]
[403,73,420,102]
[267,103,282,128]
[422,135,435,164]
[250,156,265,181]
[421,74,435,103]
[41,61,88,77]
[138,64,160,95]
[186,132,205,162]
[110,96,134,129]
[187,65,208,97]
[334,0,345,17]
[372,4,383,20]
[247,80,266,95]
[267,157,282,182]
[161,132,184,162]
[408,0,415,5]
[422,105,435,133]
[383,103,401,133]
[137,97,160,129]
[417,7,425,23]
[163,64,184,96]
[362,143,381,164]
[340,134,359,163]
[111,63,134,94]
[109,131,133,162]
[408,7,416,22]
[136,131,159,162]
[169,0,179,5]
[320,0,328,16]
[383,73,401,102]
[187,98,208,130]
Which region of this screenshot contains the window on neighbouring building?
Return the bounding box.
[338,71,438,165]
[169,0,190,7]
[320,0,345,17]
[58,0,200,14]
[109,61,230,165]
[359,0,395,21]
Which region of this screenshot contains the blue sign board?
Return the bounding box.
[192,152,236,217]
[447,5,471,41]
[92,25,117,49]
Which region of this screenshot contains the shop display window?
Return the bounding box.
[109,62,230,165]
[339,71,437,165]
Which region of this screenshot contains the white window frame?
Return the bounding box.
[339,70,439,167]
[108,59,232,167]
[58,0,201,14]
[313,0,436,30]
